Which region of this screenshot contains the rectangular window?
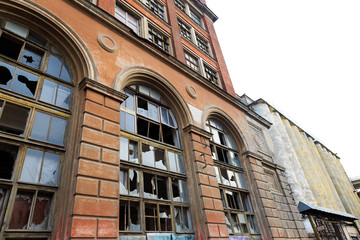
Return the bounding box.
[137,117,160,141]
[178,21,191,41]
[174,206,192,232]
[190,10,201,26]
[119,200,141,231]
[143,172,168,200]
[40,79,71,109]
[172,178,188,202]
[196,35,209,54]
[115,6,140,35]
[146,0,165,20]
[0,101,29,136]
[30,111,67,146]
[0,143,19,180]
[145,203,172,232]
[204,65,219,86]
[120,137,139,163]
[148,26,169,53]
[184,52,199,72]
[121,110,135,133]
[142,144,166,170]
[19,148,61,186]
[9,191,52,230]
[247,215,260,234]
[168,151,185,174]
[120,168,140,196]
[175,0,185,11]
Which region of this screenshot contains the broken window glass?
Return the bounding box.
[226,191,242,210]
[46,54,62,78]
[230,151,241,168]
[154,148,166,170]
[172,178,187,202]
[157,176,168,200]
[120,200,141,231]
[0,33,23,60]
[145,203,158,231]
[220,189,227,208]
[9,191,33,229]
[148,122,160,140]
[137,97,148,116]
[12,68,39,97]
[162,124,176,146]
[235,172,247,189]
[0,60,15,89]
[175,207,192,232]
[231,213,241,233]
[241,193,253,212]
[137,117,148,137]
[20,45,43,69]
[210,144,217,160]
[214,167,221,183]
[20,149,43,183]
[220,168,230,185]
[129,169,139,196]
[142,144,155,167]
[238,213,248,233]
[0,102,29,135]
[120,170,128,195]
[225,213,233,234]
[31,193,52,230]
[228,170,237,188]
[39,152,60,186]
[159,205,172,231]
[129,140,138,163]
[0,143,18,180]
[143,172,156,198]
[247,215,260,234]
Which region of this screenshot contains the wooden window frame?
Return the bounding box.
[145,0,165,20]
[148,26,170,53]
[178,21,191,41]
[184,51,199,73]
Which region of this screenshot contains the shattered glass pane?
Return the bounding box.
[168,151,177,172]
[143,172,156,198]
[39,152,60,186]
[142,144,154,167]
[12,68,39,97]
[235,172,247,189]
[137,97,148,116]
[179,180,188,202]
[129,140,138,163]
[130,201,140,231]
[231,213,241,233]
[31,193,52,230]
[9,191,33,229]
[220,168,230,185]
[0,60,15,89]
[20,149,43,183]
[228,170,237,187]
[230,151,241,168]
[225,213,233,234]
[154,148,166,170]
[129,169,139,196]
[120,170,128,194]
[157,176,168,200]
[0,102,29,135]
[20,46,43,69]
[172,178,180,201]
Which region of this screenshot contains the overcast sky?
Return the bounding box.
[206,0,360,179]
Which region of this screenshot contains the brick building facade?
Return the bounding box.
[0,0,312,239]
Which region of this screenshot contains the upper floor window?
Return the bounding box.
[175,0,185,11]
[196,34,209,54]
[119,85,193,236]
[115,5,140,35]
[146,0,165,20]
[206,119,260,236]
[0,19,73,239]
[204,65,219,86]
[184,51,199,73]
[148,26,169,53]
[178,21,191,41]
[190,9,202,26]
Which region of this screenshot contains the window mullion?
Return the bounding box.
[26,189,38,230]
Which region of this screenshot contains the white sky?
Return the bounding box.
[206,0,360,179]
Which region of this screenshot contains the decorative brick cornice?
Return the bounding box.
[183,124,213,139]
[79,77,127,102]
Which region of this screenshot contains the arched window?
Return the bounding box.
[206,119,260,236]
[0,19,73,239]
[119,85,193,236]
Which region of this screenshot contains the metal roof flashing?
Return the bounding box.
[298,201,359,222]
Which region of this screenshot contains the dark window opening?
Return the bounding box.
[137,117,148,137]
[162,124,174,145]
[0,143,19,180]
[0,33,22,60]
[120,200,141,231]
[0,101,29,135]
[157,176,168,200]
[145,203,158,231]
[148,122,160,141]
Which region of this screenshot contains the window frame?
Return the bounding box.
[184,51,199,73]
[115,4,141,35]
[145,0,166,21]
[147,25,170,54]
[178,20,191,41]
[204,64,219,86]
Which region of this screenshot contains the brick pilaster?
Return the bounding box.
[70,79,126,240]
[184,125,229,240]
